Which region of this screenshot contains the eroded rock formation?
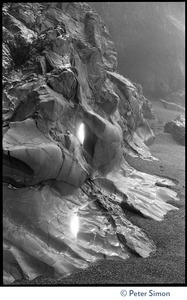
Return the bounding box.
[3,3,179,284]
[164,115,185,145]
[90,2,185,98]
[159,98,185,113]
[164,90,185,108]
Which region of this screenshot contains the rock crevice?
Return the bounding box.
[3,2,179,284]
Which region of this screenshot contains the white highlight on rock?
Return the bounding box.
[70,213,79,238]
[77,123,85,145]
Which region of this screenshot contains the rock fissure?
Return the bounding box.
[3,2,180,284]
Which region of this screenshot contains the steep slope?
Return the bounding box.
[3,2,179,284]
[90,2,185,100]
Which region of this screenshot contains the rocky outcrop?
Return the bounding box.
[164,90,185,108]
[141,99,156,120]
[159,98,185,113]
[90,2,185,98]
[3,3,179,284]
[164,115,185,145]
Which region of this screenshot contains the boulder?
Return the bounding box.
[164,115,185,145]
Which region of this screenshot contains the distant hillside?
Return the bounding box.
[89,2,185,98]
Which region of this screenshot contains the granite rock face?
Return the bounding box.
[164,115,185,145]
[3,3,179,284]
[90,2,185,98]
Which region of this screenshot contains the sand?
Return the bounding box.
[12,99,185,285]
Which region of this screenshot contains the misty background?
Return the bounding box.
[89,2,185,100]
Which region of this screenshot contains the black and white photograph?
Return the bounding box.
[2,1,185,296]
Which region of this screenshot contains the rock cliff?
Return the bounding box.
[3,2,179,284]
[90,2,185,99]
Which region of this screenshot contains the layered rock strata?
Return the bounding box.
[3,3,179,284]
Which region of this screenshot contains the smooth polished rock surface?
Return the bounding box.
[3,3,179,284]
